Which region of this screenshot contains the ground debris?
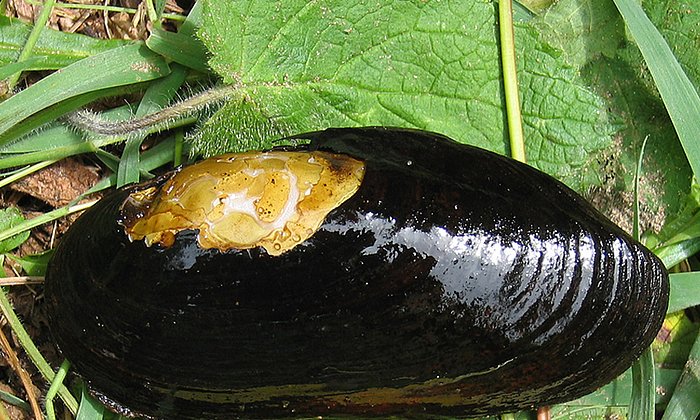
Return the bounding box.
[7,0,186,40]
[10,158,100,209]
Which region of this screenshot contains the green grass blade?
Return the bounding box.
[655,214,700,248]
[0,83,145,146]
[75,386,105,420]
[630,348,655,420]
[0,57,38,80]
[629,134,654,420]
[0,124,82,154]
[0,142,97,170]
[612,0,700,179]
[0,388,29,412]
[0,104,135,155]
[173,128,184,166]
[117,63,188,186]
[668,272,700,313]
[0,159,55,189]
[0,43,170,139]
[146,0,208,73]
[633,136,649,241]
[0,105,141,170]
[94,149,120,173]
[178,0,203,37]
[661,329,700,419]
[554,367,682,409]
[116,141,145,187]
[0,113,197,171]
[89,135,182,194]
[151,0,168,24]
[0,137,178,244]
[45,359,70,420]
[146,27,210,73]
[5,0,56,90]
[0,201,96,244]
[654,239,700,269]
[146,0,207,72]
[0,208,28,252]
[0,16,130,70]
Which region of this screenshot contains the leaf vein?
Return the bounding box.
[248,0,322,74]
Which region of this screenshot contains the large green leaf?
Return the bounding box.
[534,0,625,68]
[195,0,614,191]
[613,0,700,188]
[529,0,694,233]
[641,0,700,90]
[581,56,691,232]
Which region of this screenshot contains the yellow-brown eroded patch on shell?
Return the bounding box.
[121,151,365,256]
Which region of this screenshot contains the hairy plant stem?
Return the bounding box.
[66,84,239,137]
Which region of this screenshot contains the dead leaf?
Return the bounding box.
[10,158,100,208]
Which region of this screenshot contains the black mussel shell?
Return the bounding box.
[45,127,668,419]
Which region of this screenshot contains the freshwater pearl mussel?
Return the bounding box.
[45,127,668,419]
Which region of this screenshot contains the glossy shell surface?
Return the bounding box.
[45,127,669,419]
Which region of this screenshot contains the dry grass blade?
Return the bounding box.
[0,277,43,286]
[0,324,41,419]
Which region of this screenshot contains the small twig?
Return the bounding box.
[66,9,90,34]
[102,0,112,39]
[49,220,57,249]
[0,277,44,286]
[9,264,20,278]
[25,0,186,21]
[0,325,42,419]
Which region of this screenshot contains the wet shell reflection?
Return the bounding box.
[45,127,668,419]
